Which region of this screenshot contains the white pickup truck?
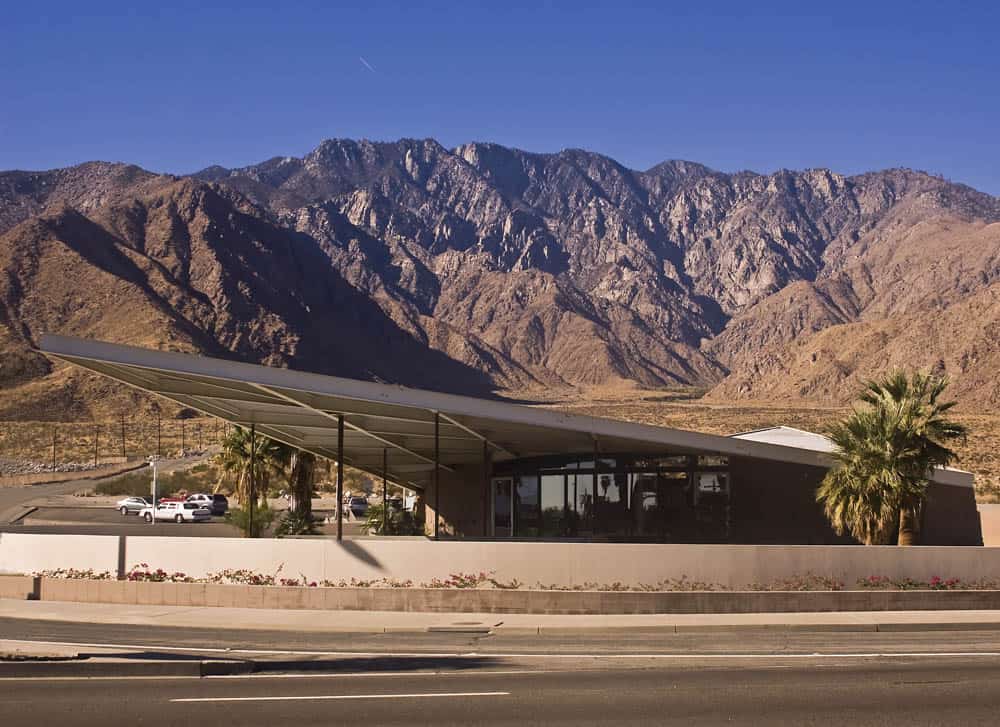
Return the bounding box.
[139,501,212,523]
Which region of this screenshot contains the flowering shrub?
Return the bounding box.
[32,567,1000,592]
[208,569,277,586]
[421,571,524,589]
[320,577,415,588]
[126,563,194,583]
[36,568,114,580]
[749,574,845,592]
[858,575,999,590]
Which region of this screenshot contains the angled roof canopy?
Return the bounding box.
[39,334,962,491]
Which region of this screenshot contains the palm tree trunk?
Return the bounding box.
[898,506,920,546]
[290,451,315,519]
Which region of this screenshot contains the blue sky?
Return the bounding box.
[2,1,998,193]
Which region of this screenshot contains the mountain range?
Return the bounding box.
[2,138,998,419]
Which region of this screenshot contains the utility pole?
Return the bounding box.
[156,413,161,458]
[181,420,186,455]
[51,426,57,471]
[149,456,159,526]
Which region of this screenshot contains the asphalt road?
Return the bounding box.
[4,660,1000,725]
[10,616,1000,659]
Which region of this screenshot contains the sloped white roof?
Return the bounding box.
[37,335,973,489]
[731,426,836,453]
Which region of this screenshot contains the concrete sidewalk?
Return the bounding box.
[6,598,1000,634]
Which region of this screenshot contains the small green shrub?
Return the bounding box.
[225,504,276,537]
[361,503,424,535]
[274,510,319,537]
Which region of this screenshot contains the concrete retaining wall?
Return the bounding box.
[28,577,1000,614]
[0,574,37,600]
[0,460,143,488]
[4,534,1000,588]
[979,505,1000,546]
[0,533,120,576]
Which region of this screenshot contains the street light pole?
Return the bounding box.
[149,456,159,527]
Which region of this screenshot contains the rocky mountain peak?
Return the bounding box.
[2,138,999,416]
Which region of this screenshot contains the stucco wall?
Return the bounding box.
[979,505,1000,546]
[0,533,120,575]
[730,456,981,546]
[4,534,1000,588]
[423,464,489,537]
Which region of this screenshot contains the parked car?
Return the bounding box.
[209,493,229,516]
[348,495,369,518]
[139,501,211,523]
[116,497,151,516]
[186,493,227,514]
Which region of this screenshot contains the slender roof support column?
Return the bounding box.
[249,423,256,539]
[337,414,344,542]
[382,448,388,536]
[433,412,440,540]
[593,436,599,535]
[482,439,490,537]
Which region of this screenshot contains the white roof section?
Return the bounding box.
[37,335,971,489]
[732,426,973,488]
[732,426,836,454]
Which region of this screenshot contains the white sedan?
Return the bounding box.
[139,501,211,523]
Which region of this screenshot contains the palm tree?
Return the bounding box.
[216,427,283,509]
[817,371,966,545]
[286,448,316,520]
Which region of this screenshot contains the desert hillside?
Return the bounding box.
[1,140,998,418]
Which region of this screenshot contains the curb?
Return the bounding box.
[496,621,1000,636]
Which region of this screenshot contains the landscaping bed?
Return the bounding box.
[13,568,1000,614]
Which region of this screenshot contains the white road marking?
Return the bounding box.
[170,691,510,703]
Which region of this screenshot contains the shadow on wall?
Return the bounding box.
[336,539,385,571]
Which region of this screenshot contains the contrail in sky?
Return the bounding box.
[359,56,376,73]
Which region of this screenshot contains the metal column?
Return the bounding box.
[433,412,440,540]
[381,448,388,536]
[482,439,490,537]
[248,423,255,538]
[593,437,600,535]
[337,414,344,541]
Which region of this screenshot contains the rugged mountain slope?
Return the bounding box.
[0,174,494,418]
[1,138,999,417]
[706,217,1000,404]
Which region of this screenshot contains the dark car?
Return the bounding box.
[210,494,229,516]
[348,496,369,518]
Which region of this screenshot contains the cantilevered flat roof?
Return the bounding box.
[37,334,970,490]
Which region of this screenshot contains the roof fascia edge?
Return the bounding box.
[34,334,853,470]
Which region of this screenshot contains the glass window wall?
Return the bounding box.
[493,454,731,542]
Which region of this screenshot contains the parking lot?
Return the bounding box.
[0,469,370,539]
